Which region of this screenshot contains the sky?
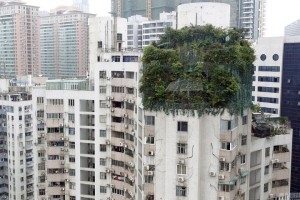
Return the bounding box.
[25,0,300,37]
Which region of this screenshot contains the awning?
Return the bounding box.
[219,176,238,185]
[241,171,249,177]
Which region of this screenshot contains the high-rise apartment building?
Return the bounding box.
[0,79,35,200]
[28,52,293,200]
[127,12,176,49]
[0,0,40,78]
[73,0,89,13]
[284,20,300,36]
[252,37,284,116]
[281,36,300,193]
[40,6,95,79]
[111,0,266,39]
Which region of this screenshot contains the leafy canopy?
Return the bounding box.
[140,25,255,116]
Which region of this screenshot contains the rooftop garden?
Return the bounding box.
[140,25,255,116]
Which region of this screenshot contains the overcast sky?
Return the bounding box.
[25,0,300,37]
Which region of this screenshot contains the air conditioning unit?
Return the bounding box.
[131,131,135,136]
[123,188,127,192]
[111,184,115,188]
[111,109,114,112]
[60,148,64,151]
[61,188,65,191]
[65,179,70,182]
[124,114,128,117]
[19,124,22,128]
[123,98,127,102]
[61,161,65,165]
[124,124,128,129]
[119,142,124,146]
[219,157,226,162]
[60,137,64,141]
[218,174,225,180]
[110,96,114,100]
[60,123,64,127]
[124,144,128,148]
[106,96,110,100]
[178,160,185,165]
[178,176,184,182]
[64,169,68,173]
[40,133,44,137]
[106,169,111,173]
[149,151,154,156]
[41,172,45,175]
[65,144,68,147]
[237,189,242,195]
[145,165,150,171]
[107,77,110,80]
[42,158,46,161]
[218,196,225,200]
[129,162,134,167]
[209,171,216,177]
[64,149,68,152]
[147,171,154,176]
[106,104,110,108]
[106,140,111,145]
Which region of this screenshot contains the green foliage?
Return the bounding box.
[140,25,255,116]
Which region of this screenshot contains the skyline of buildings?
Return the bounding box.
[111,0,266,40]
[0,0,299,199]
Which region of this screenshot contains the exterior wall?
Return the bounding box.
[281,36,300,193]
[252,37,284,117]
[0,2,40,77]
[40,11,94,79]
[177,2,230,29]
[285,19,300,36]
[0,89,34,200]
[250,132,292,199]
[73,0,89,13]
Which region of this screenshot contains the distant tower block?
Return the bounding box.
[177,2,230,29]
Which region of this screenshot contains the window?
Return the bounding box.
[250,168,261,186]
[145,136,155,144]
[177,121,188,132]
[145,116,155,126]
[265,147,270,157]
[69,128,75,135]
[39,189,45,195]
[69,182,76,190]
[145,175,154,183]
[258,66,280,72]
[264,183,268,192]
[37,97,44,104]
[100,130,106,137]
[100,115,106,123]
[100,144,106,152]
[258,76,280,82]
[240,155,246,164]
[241,135,247,145]
[100,101,107,108]
[240,176,246,184]
[265,165,269,175]
[177,143,187,154]
[242,116,247,125]
[97,41,102,48]
[68,99,74,106]
[257,97,278,104]
[68,114,75,121]
[112,86,124,93]
[69,156,75,163]
[70,196,76,200]
[273,54,279,61]
[176,186,187,197]
[100,158,106,166]
[100,172,106,179]
[260,54,266,61]
[221,141,236,150]
[117,33,122,41]
[177,164,187,175]
[99,71,106,79]
[100,186,106,193]
[258,86,279,93]
[112,56,121,62]
[250,150,261,167]
[69,169,75,176]
[99,86,106,94]
[69,142,75,149]
[219,162,230,171]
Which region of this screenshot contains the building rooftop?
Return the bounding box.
[252,113,291,138]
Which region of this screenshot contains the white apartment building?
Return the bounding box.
[31,54,293,200]
[250,114,292,200]
[252,37,284,117]
[127,12,176,49]
[0,79,35,200]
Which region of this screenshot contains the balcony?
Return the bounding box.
[219,147,238,163]
[46,118,64,127]
[273,147,290,163]
[47,133,64,141]
[273,167,289,180]
[271,179,289,194]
